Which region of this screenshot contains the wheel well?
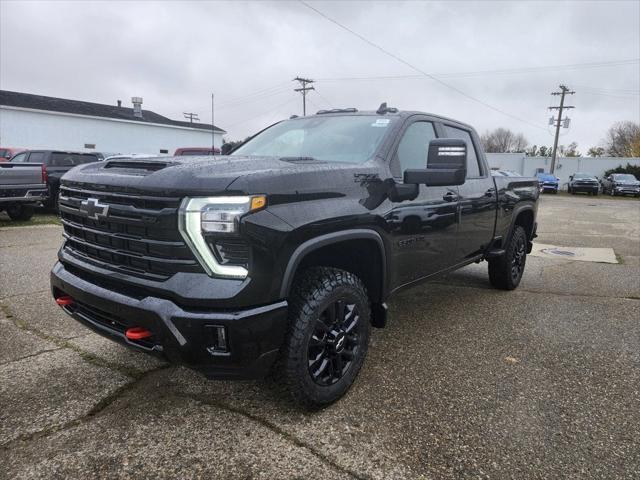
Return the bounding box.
[514,209,534,239]
[294,239,384,304]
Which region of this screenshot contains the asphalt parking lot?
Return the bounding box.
[1,194,639,480]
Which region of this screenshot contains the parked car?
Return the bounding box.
[601,173,640,197]
[51,106,540,407]
[491,169,522,177]
[568,172,600,195]
[0,162,48,220]
[174,147,221,156]
[536,172,560,193]
[11,150,100,208]
[0,147,25,162]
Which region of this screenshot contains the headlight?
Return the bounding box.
[179,195,266,278]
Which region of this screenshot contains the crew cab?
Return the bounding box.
[0,162,48,220]
[50,106,539,407]
[11,150,100,208]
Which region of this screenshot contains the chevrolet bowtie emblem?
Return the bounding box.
[79,198,109,221]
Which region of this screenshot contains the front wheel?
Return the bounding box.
[488,225,527,290]
[278,267,371,408]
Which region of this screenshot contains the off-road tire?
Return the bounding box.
[488,225,527,290]
[278,267,371,408]
[7,204,34,221]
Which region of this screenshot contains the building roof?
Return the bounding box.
[0,90,225,133]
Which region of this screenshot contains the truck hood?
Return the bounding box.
[61,155,377,197]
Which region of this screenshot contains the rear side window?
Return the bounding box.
[50,153,98,166]
[28,152,45,163]
[443,125,481,178]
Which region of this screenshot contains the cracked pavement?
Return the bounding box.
[0,195,638,479]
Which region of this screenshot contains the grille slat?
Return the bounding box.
[59,185,202,279]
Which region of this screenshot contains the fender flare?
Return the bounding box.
[506,204,535,244]
[279,229,387,299]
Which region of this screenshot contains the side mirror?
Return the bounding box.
[403,138,467,186]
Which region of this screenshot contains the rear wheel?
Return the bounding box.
[278,267,371,408]
[488,225,527,290]
[6,204,34,221]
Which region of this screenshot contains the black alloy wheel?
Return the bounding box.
[278,266,371,408]
[510,233,526,283]
[308,299,361,386]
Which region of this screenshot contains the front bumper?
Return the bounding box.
[540,184,558,192]
[614,186,640,195]
[571,184,599,193]
[51,262,288,379]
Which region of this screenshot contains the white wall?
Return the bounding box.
[0,107,224,154]
[487,153,640,188]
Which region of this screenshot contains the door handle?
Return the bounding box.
[485,188,495,197]
[443,191,459,202]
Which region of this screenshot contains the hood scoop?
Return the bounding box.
[103,160,173,172]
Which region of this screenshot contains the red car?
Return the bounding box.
[174,147,220,156]
[0,147,25,162]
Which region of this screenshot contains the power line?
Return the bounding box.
[300,0,548,131]
[316,59,640,83]
[294,76,315,115]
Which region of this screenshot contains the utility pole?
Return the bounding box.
[549,85,575,174]
[183,112,200,123]
[211,93,215,154]
[293,77,315,116]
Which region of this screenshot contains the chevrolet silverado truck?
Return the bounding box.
[0,162,48,221]
[50,106,539,407]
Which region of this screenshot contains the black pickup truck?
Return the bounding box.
[51,106,539,407]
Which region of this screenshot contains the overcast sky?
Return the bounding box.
[1,0,639,151]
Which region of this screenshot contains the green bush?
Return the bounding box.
[603,163,640,178]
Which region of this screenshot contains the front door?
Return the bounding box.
[385,119,459,287]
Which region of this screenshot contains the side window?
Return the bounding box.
[395,121,437,177]
[11,152,28,163]
[443,125,481,178]
[27,152,45,163]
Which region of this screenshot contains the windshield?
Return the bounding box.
[613,174,637,181]
[232,115,396,163]
[538,174,556,180]
[574,173,595,179]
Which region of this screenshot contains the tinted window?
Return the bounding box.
[395,121,437,175]
[443,125,481,178]
[11,152,28,163]
[50,153,98,166]
[0,149,9,158]
[28,152,45,163]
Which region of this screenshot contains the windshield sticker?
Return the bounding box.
[371,119,390,127]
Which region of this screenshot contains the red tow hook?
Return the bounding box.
[55,296,75,306]
[125,327,153,341]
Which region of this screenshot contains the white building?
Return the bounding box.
[0,90,225,155]
[487,152,640,187]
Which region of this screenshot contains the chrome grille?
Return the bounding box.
[58,185,201,279]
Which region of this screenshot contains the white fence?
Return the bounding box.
[486,153,640,188]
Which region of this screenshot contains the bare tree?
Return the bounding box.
[564,142,581,157]
[480,128,529,153]
[604,121,640,157]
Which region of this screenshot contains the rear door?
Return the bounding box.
[385,118,459,287]
[441,124,496,263]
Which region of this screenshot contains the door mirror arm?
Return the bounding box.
[389,182,419,202]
